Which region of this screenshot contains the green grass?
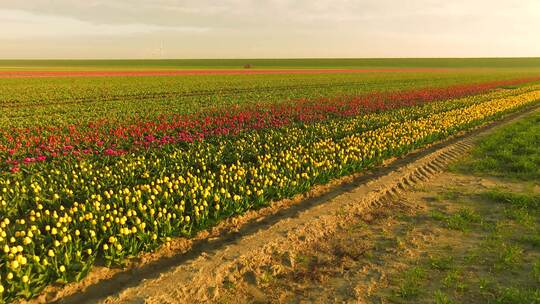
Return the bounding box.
[3,58,540,70]
[481,190,540,210]
[376,108,540,303]
[434,290,456,304]
[533,260,540,284]
[442,269,467,291]
[493,287,540,304]
[519,235,540,249]
[430,208,482,232]
[395,267,427,299]
[481,189,540,227]
[384,185,540,303]
[429,256,455,271]
[496,244,524,269]
[454,111,540,180]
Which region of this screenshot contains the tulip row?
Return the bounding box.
[2,77,540,173]
[1,85,539,301]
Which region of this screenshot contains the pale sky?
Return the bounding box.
[1,0,539,59]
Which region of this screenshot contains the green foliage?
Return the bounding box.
[431,208,481,231]
[482,189,540,227]
[533,260,540,284]
[456,111,540,180]
[434,290,456,304]
[1,62,540,302]
[519,235,540,248]
[494,287,540,304]
[3,58,540,69]
[429,255,455,271]
[496,244,524,269]
[482,190,540,210]
[396,267,427,299]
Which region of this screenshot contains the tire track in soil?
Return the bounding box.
[44,104,540,304]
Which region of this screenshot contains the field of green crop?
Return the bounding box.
[1,59,540,302]
[2,68,540,129]
[2,58,540,70]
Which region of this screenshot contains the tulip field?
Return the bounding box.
[1,64,540,301]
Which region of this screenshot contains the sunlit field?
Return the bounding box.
[1,59,540,302]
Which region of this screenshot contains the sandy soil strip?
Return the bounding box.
[0,68,449,78]
[25,105,535,304]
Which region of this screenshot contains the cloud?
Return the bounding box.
[1,0,537,27]
[0,0,539,58]
[0,8,208,39]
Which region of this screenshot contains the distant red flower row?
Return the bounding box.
[2,77,539,173]
[0,68,448,78]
